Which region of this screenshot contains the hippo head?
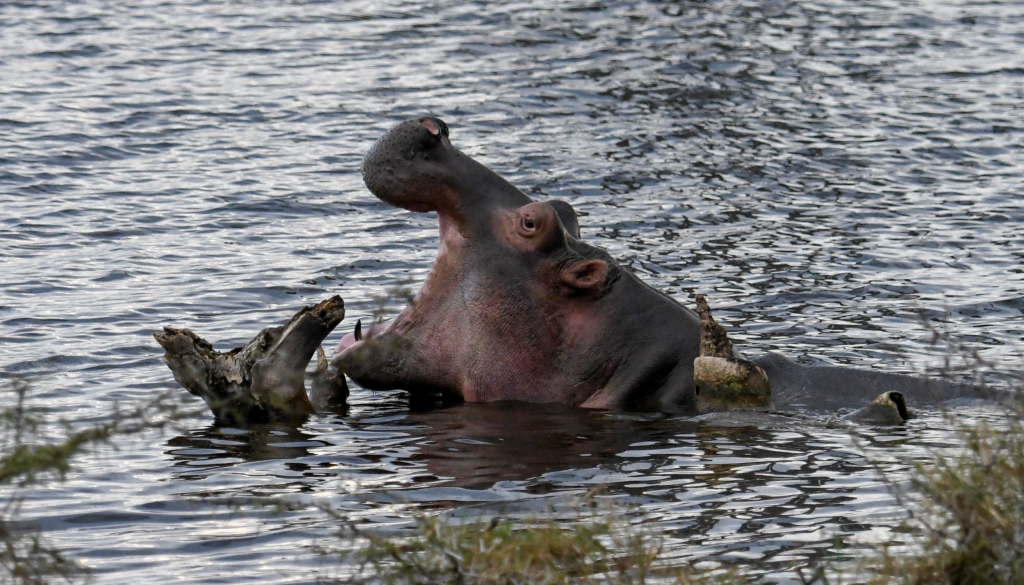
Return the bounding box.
[360,117,580,240]
[335,118,700,410]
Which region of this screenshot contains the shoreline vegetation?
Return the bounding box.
[0,380,199,585]
[3,329,1021,584]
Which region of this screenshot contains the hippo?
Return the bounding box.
[157,117,985,425]
[332,117,702,412]
[332,117,981,413]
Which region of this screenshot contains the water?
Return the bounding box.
[1,0,1023,582]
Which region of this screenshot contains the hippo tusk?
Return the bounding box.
[309,345,349,413]
[316,345,328,371]
[843,391,910,425]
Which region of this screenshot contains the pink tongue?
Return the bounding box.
[334,331,358,355]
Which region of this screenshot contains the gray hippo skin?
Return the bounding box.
[331,117,978,416]
[754,352,978,412]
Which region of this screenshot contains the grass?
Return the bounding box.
[320,503,738,585]
[848,321,1024,585]
[865,416,1024,585]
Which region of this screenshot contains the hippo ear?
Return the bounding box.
[548,200,581,239]
[559,259,609,294]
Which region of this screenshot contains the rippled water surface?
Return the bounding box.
[2,0,1023,582]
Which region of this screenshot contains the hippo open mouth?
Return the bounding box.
[332,117,702,409]
[157,117,990,423]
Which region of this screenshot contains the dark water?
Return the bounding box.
[2,0,1023,582]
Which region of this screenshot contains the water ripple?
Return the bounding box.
[2,0,1022,582]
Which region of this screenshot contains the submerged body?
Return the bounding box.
[332,117,976,414]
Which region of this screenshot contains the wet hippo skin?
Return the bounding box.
[332,117,976,414]
[334,117,702,412]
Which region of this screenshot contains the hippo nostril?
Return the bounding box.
[420,117,450,138]
[421,118,441,136]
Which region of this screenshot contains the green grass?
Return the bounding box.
[325,509,739,585]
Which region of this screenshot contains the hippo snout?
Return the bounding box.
[359,118,532,227]
[361,117,453,213]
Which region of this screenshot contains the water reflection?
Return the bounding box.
[401,402,694,488]
[159,398,942,580]
[167,401,699,488]
[168,423,327,477]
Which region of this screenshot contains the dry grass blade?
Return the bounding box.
[315,500,740,585]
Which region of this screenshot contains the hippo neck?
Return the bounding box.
[388,233,585,402]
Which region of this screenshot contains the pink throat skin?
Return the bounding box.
[333,330,359,355]
[330,202,614,408]
[333,210,464,358]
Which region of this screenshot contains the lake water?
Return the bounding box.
[1,0,1022,582]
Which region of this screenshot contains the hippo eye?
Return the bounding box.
[518,215,540,237]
